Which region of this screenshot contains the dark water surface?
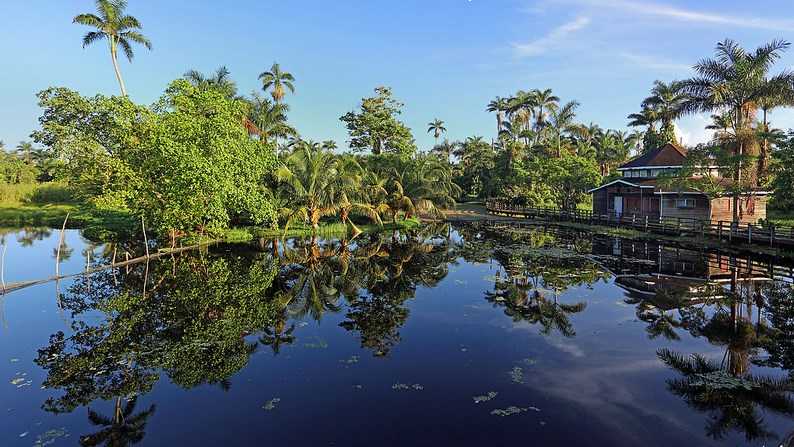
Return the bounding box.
[2,223,794,446]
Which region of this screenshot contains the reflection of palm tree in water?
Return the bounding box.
[260,311,296,355]
[80,397,155,446]
[657,273,794,442]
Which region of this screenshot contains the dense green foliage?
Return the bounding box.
[33,81,278,237]
[340,87,417,157]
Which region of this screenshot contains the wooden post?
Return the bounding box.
[770,225,775,247]
[55,213,70,277]
[718,221,723,239]
[748,224,752,243]
[644,215,649,232]
[141,216,150,259]
[1,243,6,293]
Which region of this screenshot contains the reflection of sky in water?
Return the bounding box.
[0,225,792,446]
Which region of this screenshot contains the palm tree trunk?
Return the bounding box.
[733,110,743,224]
[759,108,769,183]
[109,38,128,97]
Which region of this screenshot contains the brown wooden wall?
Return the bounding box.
[710,196,768,224]
[660,196,710,220]
[593,190,608,214]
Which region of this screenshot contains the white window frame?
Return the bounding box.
[675,198,696,209]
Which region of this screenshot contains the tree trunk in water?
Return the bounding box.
[109,38,128,97]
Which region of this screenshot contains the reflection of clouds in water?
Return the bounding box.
[527,357,700,444]
[508,321,586,357]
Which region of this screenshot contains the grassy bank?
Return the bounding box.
[0,183,424,244]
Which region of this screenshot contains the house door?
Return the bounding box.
[614,196,623,216]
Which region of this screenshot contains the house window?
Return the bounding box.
[675,198,696,209]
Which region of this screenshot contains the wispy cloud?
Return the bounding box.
[565,0,794,31]
[619,52,691,72]
[512,16,591,57]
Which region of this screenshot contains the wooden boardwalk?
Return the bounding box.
[485,201,794,249]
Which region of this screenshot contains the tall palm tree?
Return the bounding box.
[259,62,295,104]
[642,80,688,143]
[756,79,794,181]
[73,0,152,96]
[321,140,338,152]
[486,97,509,135]
[427,119,447,146]
[15,141,34,164]
[545,100,580,157]
[681,39,794,221]
[532,88,560,130]
[183,66,237,98]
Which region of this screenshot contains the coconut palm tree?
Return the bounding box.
[259,62,295,104]
[321,140,338,152]
[183,66,237,98]
[486,97,509,135]
[681,39,794,221]
[73,0,152,97]
[756,79,794,181]
[427,119,447,146]
[275,145,339,235]
[247,92,297,146]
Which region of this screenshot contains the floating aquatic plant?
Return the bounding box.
[33,427,69,446]
[490,405,540,416]
[303,337,328,349]
[392,383,424,391]
[509,367,524,384]
[473,392,498,403]
[339,355,359,365]
[263,398,281,411]
[490,406,527,417]
[690,371,756,391]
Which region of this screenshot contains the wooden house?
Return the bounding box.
[589,143,769,224]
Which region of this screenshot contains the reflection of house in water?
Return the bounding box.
[590,236,787,303]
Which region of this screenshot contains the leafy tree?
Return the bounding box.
[340,87,417,157]
[536,155,601,210]
[33,80,279,236]
[771,131,794,211]
[73,0,152,96]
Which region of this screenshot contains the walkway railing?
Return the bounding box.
[485,200,794,248]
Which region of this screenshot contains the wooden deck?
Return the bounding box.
[485,201,794,248]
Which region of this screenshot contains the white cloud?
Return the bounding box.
[563,0,794,31]
[676,114,712,147]
[512,16,591,57]
[619,52,691,73]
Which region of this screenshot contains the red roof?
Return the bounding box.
[619,143,687,169]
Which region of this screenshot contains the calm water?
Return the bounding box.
[2,224,794,446]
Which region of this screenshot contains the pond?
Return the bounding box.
[1,223,794,446]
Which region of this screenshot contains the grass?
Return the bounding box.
[767,209,794,228]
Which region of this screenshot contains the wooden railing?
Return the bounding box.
[485,199,794,248]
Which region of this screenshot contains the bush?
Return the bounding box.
[29,183,75,204]
[0,183,38,206]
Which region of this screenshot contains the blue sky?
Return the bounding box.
[2,0,794,151]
